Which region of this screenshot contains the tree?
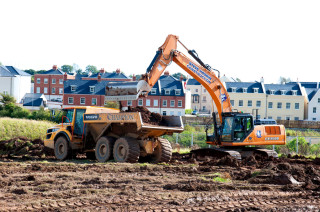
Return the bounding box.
[24,69,36,75]
[76,69,85,75]
[0,93,16,105]
[235,78,242,82]
[279,76,291,84]
[105,101,119,109]
[172,72,186,80]
[61,65,73,74]
[85,65,98,74]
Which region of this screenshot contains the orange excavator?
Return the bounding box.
[106,35,286,159]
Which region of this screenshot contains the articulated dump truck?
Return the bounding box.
[44,106,183,163]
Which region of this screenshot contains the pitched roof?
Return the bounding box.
[157,75,184,96]
[225,82,264,93]
[64,80,114,95]
[264,83,302,95]
[186,78,201,85]
[89,72,129,79]
[41,68,65,75]
[23,97,44,107]
[0,66,30,77]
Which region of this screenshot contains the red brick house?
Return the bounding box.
[34,65,75,101]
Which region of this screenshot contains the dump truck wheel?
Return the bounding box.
[54,136,70,160]
[95,136,115,162]
[86,151,96,160]
[150,138,172,163]
[113,137,140,163]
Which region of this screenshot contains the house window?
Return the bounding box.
[294,117,299,121]
[286,103,291,109]
[59,88,63,94]
[202,96,206,102]
[68,97,74,104]
[286,116,290,120]
[44,87,48,94]
[231,87,236,93]
[165,90,170,95]
[203,89,206,93]
[313,118,316,121]
[277,102,282,109]
[256,100,261,107]
[3,91,8,95]
[292,90,297,96]
[295,103,299,109]
[313,107,317,113]
[202,106,206,111]
[239,100,243,107]
[146,99,151,106]
[269,90,275,95]
[92,98,97,105]
[178,100,182,107]
[52,88,55,94]
[195,89,198,92]
[253,88,259,93]
[151,89,156,94]
[59,79,63,84]
[71,85,76,92]
[163,111,167,115]
[52,78,56,84]
[90,86,95,93]
[163,100,167,107]
[268,102,273,109]
[127,100,132,106]
[170,111,174,115]
[37,78,40,84]
[248,100,252,107]
[36,87,40,93]
[80,97,85,104]
[44,78,48,84]
[277,116,281,120]
[242,88,247,93]
[281,90,286,95]
[138,99,143,106]
[230,100,234,106]
[170,100,175,107]
[175,89,181,95]
[318,98,320,103]
[268,116,272,119]
[154,100,158,106]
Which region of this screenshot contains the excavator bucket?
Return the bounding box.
[105,80,151,101]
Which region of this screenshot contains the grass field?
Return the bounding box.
[0,118,55,140]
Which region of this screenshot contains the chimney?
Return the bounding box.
[97,73,101,82]
[132,74,136,81]
[180,75,184,81]
[64,72,68,81]
[100,68,105,74]
[53,65,58,70]
[164,71,169,76]
[116,68,121,74]
[260,76,264,83]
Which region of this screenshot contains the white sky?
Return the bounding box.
[1,0,319,83]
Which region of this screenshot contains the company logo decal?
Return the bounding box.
[84,114,99,121]
[256,130,262,138]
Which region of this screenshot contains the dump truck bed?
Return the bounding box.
[83,112,183,141]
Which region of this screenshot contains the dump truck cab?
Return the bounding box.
[45,106,183,163]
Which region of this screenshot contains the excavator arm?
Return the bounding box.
[138,34,232,122]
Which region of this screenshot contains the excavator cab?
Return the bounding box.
[206,112,254,145]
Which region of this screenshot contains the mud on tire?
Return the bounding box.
[150,138,172,163]
[113,137,140,163]
[54,136,70,160]
[95,136,115,162]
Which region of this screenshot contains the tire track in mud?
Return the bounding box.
[5,190,319,211]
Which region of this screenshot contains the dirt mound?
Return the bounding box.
[0,137,52,158]
[126,106,167,125]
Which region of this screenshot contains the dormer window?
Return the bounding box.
[292,90,297,96]
[242,88,247,93]
[151,89,156,95]
[253,88,259,93]
[89,86,95,93]
[231,87,236,93]
[71,85,76,92]
[269,90,275,95]
[165,89,170,95]
[175,89,181,95]
[281,90,286,95]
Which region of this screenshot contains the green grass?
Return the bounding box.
[172,147,191,154]
[0,117,55,140]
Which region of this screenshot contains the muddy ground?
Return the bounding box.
[0,152,320,211]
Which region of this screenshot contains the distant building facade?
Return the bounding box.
[299,82,320,121]
[33,65,75,101]
[0,65,31,103]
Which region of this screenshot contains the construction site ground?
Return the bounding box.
[1,153,320,212]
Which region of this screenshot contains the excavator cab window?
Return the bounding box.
[234,117,246,141]
[221,117,233,141]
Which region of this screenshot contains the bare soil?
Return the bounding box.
[126,106,166,126]
[0,152,320,211]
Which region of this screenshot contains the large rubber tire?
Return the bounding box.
[150,138,172,163]
[86,151,96,160]
[54,136,70,160]
[113,137,140,163]
[95,136,115,162]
